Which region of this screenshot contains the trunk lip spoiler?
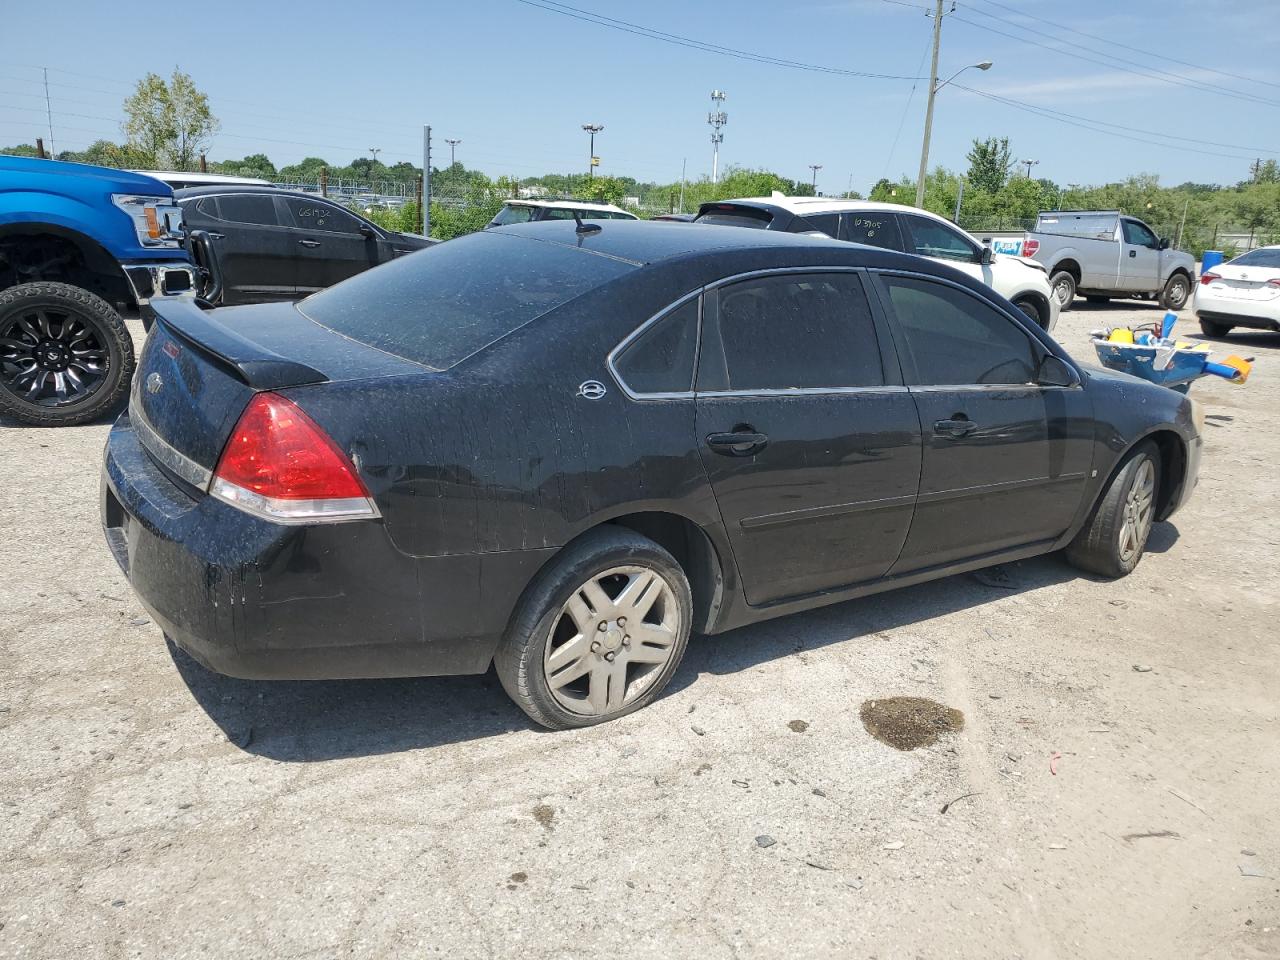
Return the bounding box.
[150,298,327,390]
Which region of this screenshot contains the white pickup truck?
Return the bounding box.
[1013,211,1197,312]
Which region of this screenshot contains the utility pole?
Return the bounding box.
[422,125,432,237]
[708,90,727,184]
[35,137,46,159]
[809,164,823,193]
[582,123,604,179]
[43,67,55,157]
[915,0,945,208]
[1022,158,1039,179]
[445,138,461,168]
[679,157,687,213]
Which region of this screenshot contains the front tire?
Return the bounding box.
[1050,270,1077,312]
[0,282,134,427]
[495,527,693,729]
[1160,273,1191,311]
[1012,296,1045,328]
[1066,442,1161,579]
[1199,318,1232,338]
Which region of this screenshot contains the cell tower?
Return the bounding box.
[708,90,728,184]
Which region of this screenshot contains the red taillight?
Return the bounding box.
[1200,272,1220,286]
[1022,238,1040,257]
[210,392,378,523]
[1267,277,1280,288]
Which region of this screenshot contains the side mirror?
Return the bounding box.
[979,246,993,265]
[1158,237,1170,250]
[1037,354,1079,388]
[359,224,378,240]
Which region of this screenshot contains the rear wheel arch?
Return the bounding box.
[1053,258,1082,283]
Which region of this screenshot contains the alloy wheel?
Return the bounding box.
[1118,459,1156,564]
[0,305,110,406]
[543,565,683,717]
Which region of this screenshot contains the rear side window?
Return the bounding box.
[491,204,534,226]
[792,213,839,237]
[214,194,280,226]
[880,275,1035,385]
[285,198,366,234]
[695,206,773,229]
[842,212,903,251]
[700,273,882,391]
[299,232,636,370]
[614,298,699,394]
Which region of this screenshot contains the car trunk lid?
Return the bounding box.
[132,299,423,485]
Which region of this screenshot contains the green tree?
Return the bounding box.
[965,137,1013,193]
[122,69,218,170]
[56,138,156,169]
[581,175,628,204]
[1,143,43,158]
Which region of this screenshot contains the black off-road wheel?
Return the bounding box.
[1198,318,1232,338]
[1050,270,1077,311]
[495,527,693,730]
[0,282,134,426]
[1066,441,1161,579]
[1160,273,1191,311]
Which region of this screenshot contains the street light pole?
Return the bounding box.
[445,138,461,168]
[914,53,993,208]
[369,147,381,164]
[809,164,823,193]
[1022,158,1039,179]
[582,123,604,180]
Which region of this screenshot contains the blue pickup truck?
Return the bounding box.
[0,156,200,425]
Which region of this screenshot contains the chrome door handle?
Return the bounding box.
[299,239,321,248]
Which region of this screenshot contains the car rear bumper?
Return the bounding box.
[100,413,505,680]
[1194,291,1280,330]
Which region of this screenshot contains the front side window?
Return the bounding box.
[880,275,1036,386]
[842,212,904,251]
[902,214,979,262]
[286,199,365,234]
[614,298,699,394]
[700,273,882,391]
[213,194,280,226]
[1122,220,1159,248]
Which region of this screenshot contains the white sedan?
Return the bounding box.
[1194,246,1280,337]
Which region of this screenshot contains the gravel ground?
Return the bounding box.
[2,303,1277,960]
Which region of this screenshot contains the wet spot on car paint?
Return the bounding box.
[859,697,964,751]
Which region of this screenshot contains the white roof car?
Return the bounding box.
[133,170,274,191]
[487,199,638,228]
[695,193,1059,332]
[1193,245,1280,338]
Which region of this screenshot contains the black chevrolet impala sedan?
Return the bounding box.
[102,221,1202,728]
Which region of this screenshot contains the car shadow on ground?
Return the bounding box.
[1070,298,1167,313]
[172,528,1179,763]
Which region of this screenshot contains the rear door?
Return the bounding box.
[1120,218,1161,291]
[199,193,297,305]
[281,196,381,294]
[872,272,1091,572]
[694,270,921,605]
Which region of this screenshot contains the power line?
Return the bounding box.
[882,27,935,180]
[951,12,1280,109]
[511,0,928,81]
[952,84,1258,161]
[967,0,1280,93]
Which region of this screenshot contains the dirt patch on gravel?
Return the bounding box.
[860,696,965,751]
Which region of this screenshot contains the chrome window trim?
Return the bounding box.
[608,266,889,401]
[129,385,214,490]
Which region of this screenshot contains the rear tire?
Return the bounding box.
[0,282,134,427]
[1199,318,1232,338]
[1066,441,1161,579]
[494,527,693,730]
[1050,270,1077,311]
[1160,273,1191,311]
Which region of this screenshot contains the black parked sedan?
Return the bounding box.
[176,187,433,306]
[102,221,1202,728]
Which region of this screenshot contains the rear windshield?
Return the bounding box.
[299,232,636,370]
[1232,248,1280,268]
[696,206,773,229]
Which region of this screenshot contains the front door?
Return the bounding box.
[899,212,992,287]
[281,197,382,295]
[694,270,922,605]
[1121,219,1162,291]
[872,272,1092,572]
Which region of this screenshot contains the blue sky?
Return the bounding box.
[1,0,1275,193]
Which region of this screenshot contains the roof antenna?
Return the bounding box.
[573,211,602,235]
